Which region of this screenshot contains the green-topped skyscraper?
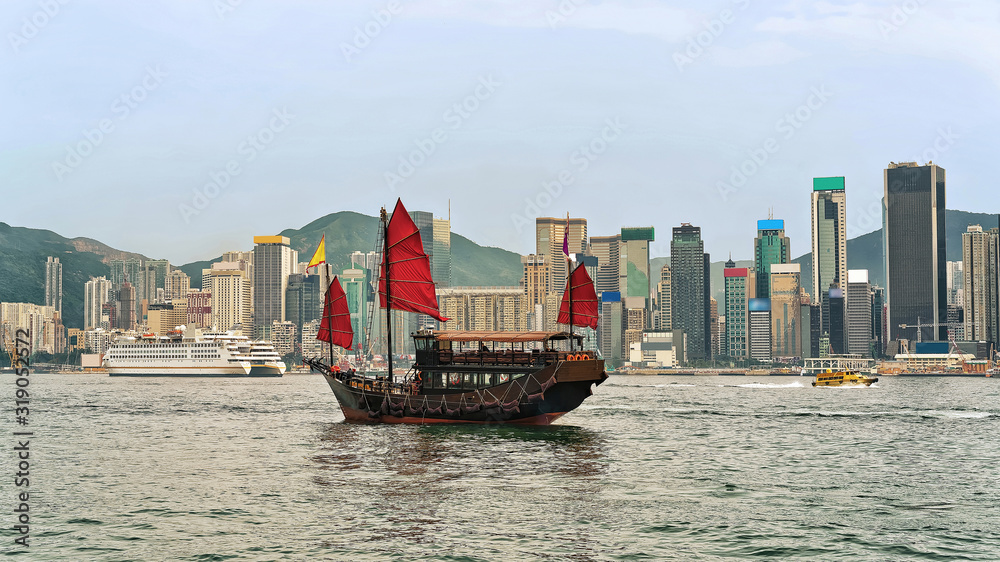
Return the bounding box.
[811,176,847,337]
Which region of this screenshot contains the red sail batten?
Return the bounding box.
[317,276,354,350]
[378,199,449,322]
[557,263,599,329]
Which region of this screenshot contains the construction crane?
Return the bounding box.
[2,326,22,371]
[898,316,936,344]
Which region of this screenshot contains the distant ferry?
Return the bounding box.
[812,369,878,387]
[104,327,285,377]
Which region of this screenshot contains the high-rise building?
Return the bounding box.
[165,270,191,301]
[872,287,886,357]
[116,282,137,331]
[671,224,710,360]
[285,273,323,344]
[846,269,874,357]
[84,277,113,330]
[748,298,772,362]
[946,261,964,307]
[655,265,672,331]
[340,267,372,351]
[186,290,211,329]
[589,234,620,294]
[44,256,63,315]
[146,259,171,290]
[962,225,998,343]
[754,219,791,299]
[270,321,297,356]
[536,217,587,294]
[828,287,845,354]
[521,254,551,312]
[770,263,801,358]
[436,287,526,333]
[619,227,654,318]
[409,211,452,288]
[210,269,252,335]
[252,236,298,339]
[884,162,947,342]
[109,258,143,321]
[709,297,721,358]
[599,292,624,367]
[724,266,755,359]
[811,177,847,334]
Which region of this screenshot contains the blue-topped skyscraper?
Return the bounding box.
[811,177,847,337]
[883,162,947,342]
[754,219,791,299]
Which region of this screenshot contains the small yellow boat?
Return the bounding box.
[812,369,878,387]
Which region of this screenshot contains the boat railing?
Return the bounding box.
[436,349,594,367]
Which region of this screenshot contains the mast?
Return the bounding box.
[327,263,334,370]
[382,207,393,383]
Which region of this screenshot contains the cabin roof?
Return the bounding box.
[428,330,582,343]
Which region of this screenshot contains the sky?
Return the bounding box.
[2,0,998,265]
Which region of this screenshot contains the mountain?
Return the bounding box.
[177,211,524,288]
[794,209,1000,295]
[0,222,149,329]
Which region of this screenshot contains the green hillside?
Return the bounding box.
[179,211,522,288]
[0,222,148,329]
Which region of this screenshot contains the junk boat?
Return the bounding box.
[305,199,607,424]
[812,369,879,387]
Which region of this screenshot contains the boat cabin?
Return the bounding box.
[412,330,588,368]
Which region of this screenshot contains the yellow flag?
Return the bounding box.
[307,234,326,270]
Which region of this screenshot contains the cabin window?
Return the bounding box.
[482,373,494,387]
[448,373,461,388]
[415,338,428,351]
[463,373,476,389]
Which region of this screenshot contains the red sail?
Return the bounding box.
[378,199,449,322]
[316,276,354,350]
[558,263,599,329]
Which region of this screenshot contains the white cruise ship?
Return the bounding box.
[103,327,284,377]
[202,331,287,376]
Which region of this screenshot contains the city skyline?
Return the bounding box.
[4,1,999,264]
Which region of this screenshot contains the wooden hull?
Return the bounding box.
[312,359,607,425]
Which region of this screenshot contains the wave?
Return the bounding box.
[724,382,807,389]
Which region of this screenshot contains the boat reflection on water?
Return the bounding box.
[310,423,609,555]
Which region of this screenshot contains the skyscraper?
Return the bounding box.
[252,236,298,339]
[589,234,620,295]
[210,269,252,335]
[45,256,62,315]
[146,259,171,290]
[748,298,772,362]
[619,227,654,319]
[769,263,801,358]
[962,225,997,343]
[811,177,847,335]
[884,162,947,342]
[754,219,791,299]
[723,265,755,359]
[846,269,874,356]
[655,265,672,331]
[536,217,587,294]
[409,210,452,288]
[84,276,113,330]
[828,288,845,354]
[285,273,322,345]
[671,224,710,360]
[599,292,623,367]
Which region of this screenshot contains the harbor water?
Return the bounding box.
[3,373,1000,560]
